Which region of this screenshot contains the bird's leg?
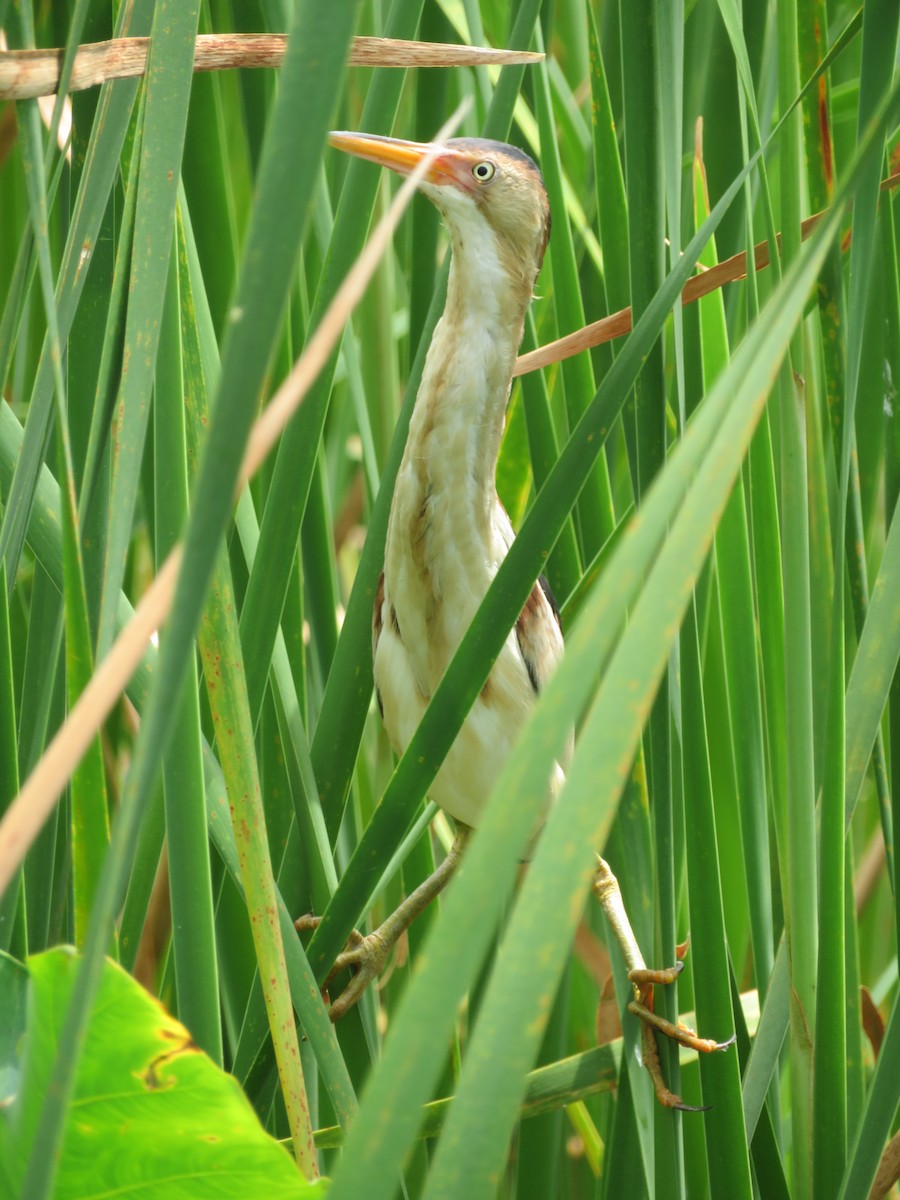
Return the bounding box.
[296,827,470,1021]
[592,855,734,1110]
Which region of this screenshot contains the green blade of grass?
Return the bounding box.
[95,0,203,658]
[775,6,817,1193]
[882,186,900,933]
[533,23,611,559]
[11,571,64,953]
[198,534,317,1171]
[681,602,752,1198]
[153,235,221,1063]
[689,135,758,1196]
[619,7,679,1182]
[0,564,23,954]
[519,313,582,602]
[681,597,753,1190]
[845,490,900,824]
[693,136,776,1006]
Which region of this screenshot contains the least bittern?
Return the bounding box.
[298,131,733,1109]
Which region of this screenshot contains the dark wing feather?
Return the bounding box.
[515,573,563,695]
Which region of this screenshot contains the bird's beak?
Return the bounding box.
[329,131,474,193]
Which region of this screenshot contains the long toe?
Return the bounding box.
[628,998,737,1055]
[628,960,684,988]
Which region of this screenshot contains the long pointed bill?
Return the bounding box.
[328,131,475,193]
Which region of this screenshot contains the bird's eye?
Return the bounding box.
[472,161,496,183]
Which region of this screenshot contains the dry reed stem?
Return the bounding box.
[0,34,541,100]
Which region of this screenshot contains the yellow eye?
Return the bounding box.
[472,161,496,183]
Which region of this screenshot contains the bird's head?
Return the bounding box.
[330,131,551,303]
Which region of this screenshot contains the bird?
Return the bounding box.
[297,130,733,1109]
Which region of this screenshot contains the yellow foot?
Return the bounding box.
[592,858,734,1110]
[627,960,736,1111]
[295,914,390,1020]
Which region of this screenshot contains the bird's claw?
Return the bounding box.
[626,959,735,1110]
[295,914,389,1021]
[637,1018,711,1112]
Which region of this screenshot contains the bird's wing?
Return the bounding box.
[372,569,386,717]
[515,573,564,696]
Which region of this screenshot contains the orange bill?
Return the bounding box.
[328,131,475,192]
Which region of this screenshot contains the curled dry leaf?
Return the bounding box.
[860,985,886,1060]
[869,1129,900,1200]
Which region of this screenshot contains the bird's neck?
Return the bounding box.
[413,248,527,500]
[384,232,532,685]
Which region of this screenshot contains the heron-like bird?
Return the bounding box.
[299,130,732,1109]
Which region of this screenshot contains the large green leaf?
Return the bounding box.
[4,948,323,1199]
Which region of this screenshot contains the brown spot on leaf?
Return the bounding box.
[818,75,833,195]
[139,1034,196,1090]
